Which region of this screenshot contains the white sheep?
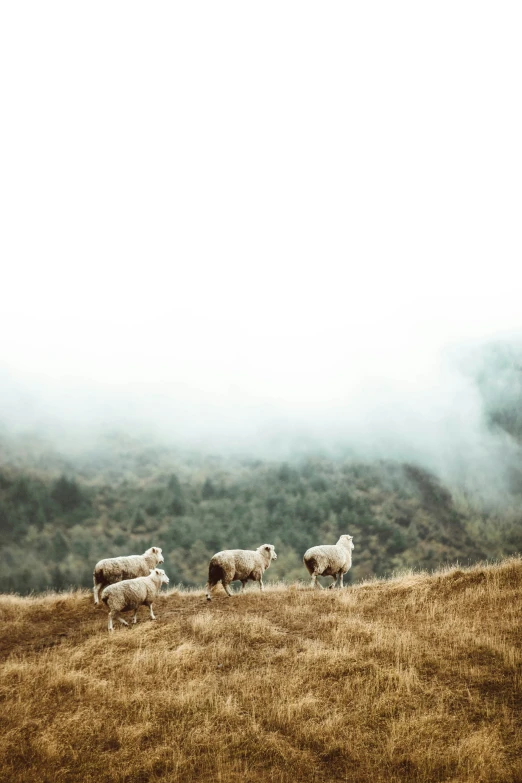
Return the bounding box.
[303,535,354,589]
[101,568,170,631]
[205,544,277,600]
[93,546,164,605]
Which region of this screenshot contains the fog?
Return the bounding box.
[1,4,522,500]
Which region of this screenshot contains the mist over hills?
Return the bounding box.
[0,339,521,594]
[1,0,522,600]
[2,336,522,481]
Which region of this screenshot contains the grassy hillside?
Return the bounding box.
[1,558,521,783]
[3,431,519,594]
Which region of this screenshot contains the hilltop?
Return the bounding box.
[0,558,521,782]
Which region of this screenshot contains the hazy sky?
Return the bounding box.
[1,3,522,459]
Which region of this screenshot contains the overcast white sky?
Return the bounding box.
[1,3,521,458]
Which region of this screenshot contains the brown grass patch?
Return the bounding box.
[0,559,521,782]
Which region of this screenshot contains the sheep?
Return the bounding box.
[303,534,354,589]
[93,546,164,605]
[205,544,277,600]
[101,568,170,631]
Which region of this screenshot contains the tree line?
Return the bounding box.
[1,448,519,594]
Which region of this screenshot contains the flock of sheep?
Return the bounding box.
[93,535,355,631]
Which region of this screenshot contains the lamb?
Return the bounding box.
[93,546,164,605]
[205,544,277,600]
[303,534,354,589]
[101,568,170,631]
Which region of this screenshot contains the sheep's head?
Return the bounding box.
[339,535,354,550]
[153,568,170,585]
[259,544,277,562]
[147,546,164,564]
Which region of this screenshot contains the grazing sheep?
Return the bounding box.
[101,568,170,631]
[303,535,354,589]
[205,544,277,600]
[93,547,164,605]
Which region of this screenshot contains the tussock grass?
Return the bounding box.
[0,559,521,782]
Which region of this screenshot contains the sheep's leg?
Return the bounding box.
[338,572,344,589]
[132,609,139,624]
[108,611,114,632]
[222,582,234,597]
[240,581,248,593]
[118,616,129,626]
[93,578,102,605]
[148,603,156,620]
[329,573,341,589]
[311,574,322,589]
[258,577,264,592]
[205,582,212,601]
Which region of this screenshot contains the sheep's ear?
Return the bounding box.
[265,545,271,551]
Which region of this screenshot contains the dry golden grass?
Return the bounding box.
[0,559,521,783]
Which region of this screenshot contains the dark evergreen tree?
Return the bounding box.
[51,476,83,512]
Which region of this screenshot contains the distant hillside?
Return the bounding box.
[1,429,516,593]
[470,341,522,445]
[2,340,522,593]
[0,558,520,783]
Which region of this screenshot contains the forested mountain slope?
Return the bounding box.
[0,433,518,593]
